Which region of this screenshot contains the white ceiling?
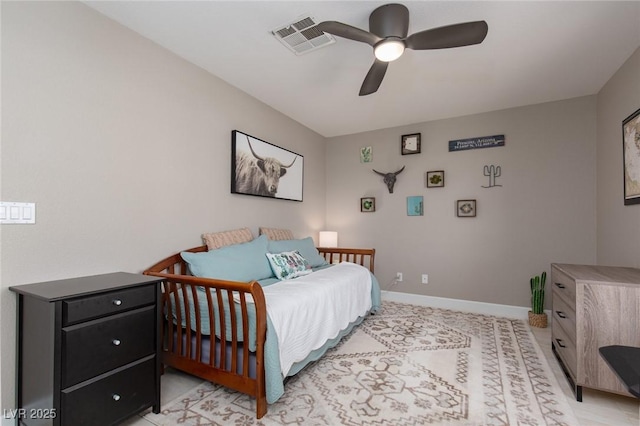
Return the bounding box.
[84,1,640,138]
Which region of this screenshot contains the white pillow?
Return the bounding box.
[266,251,313,280]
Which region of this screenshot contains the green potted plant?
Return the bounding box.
[529,271,547,328]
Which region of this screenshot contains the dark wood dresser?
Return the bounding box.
[10,272,163,426]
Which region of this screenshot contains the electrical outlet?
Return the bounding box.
[421,274,429,284]
[396,272,403,282]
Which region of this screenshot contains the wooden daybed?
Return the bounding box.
[144,245,376,418]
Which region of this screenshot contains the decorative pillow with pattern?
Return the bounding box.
[266,250,313,280]
[267,237,328,268]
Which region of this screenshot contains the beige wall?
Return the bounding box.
[326,96,598,306]
[596,47,640,267]
[0,2,325,412]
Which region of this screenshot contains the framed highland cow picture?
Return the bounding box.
[231,130,304,202]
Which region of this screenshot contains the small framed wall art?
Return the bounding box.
[401,133,421,155]
[361,197,375,212]
[426,170,445,188]
[457,199,477,217]
[407,196,423,216]
[360,146,373,163]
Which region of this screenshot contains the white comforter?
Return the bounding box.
[262,262,372,376]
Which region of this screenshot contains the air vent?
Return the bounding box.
[271,15,335,55]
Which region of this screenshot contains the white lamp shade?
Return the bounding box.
[319,231,338,248]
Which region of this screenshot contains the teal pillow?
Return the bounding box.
[181,235,273,281]
[267,237,328,268]
[266,251,313,280]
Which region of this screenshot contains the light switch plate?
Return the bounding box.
[0,202,36,224]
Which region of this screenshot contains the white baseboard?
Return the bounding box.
[381,290,552,320]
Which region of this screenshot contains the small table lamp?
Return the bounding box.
[319,231,338,248]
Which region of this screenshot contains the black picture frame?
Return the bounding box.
[426,170,445,188]
[401,133,421,155]
[457,199,477,217]
[361,197,375,212]
[231,130,304,202]
[622,107,640,205]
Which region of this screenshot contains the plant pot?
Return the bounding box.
[528,311,548,328]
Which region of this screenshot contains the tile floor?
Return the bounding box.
[120,369,203,426]
[124,324,640,426]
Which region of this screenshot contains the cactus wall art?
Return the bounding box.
[482,164,502,188]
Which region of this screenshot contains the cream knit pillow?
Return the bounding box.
[259,227,294,241]
[202,227,254,250]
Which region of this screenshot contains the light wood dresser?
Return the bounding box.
[551,263,640,401]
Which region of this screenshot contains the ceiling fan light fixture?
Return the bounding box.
[374,39,405,62]
[319,4,489,95]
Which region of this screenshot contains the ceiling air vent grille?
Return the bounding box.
[271,15,335,55]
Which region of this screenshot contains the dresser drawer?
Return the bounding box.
[63,284,156,325]
[552,291,577,343]
[553,321,577,379]
[551,267,576,306]
[61,357,156,426]
[62,306,155,388]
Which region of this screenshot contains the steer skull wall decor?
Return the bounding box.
[373,166,405,193]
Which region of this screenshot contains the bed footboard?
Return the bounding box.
[317,247,375,273]
[144,249,268,418]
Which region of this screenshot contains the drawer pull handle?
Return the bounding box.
[112,339,121,346]
[556,311,567,319]
[554,282,566,289]
[112,394,121,401]
[555,338,566,348]
[112,299,122,306]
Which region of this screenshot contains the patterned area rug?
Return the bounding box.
[145,302,578,425]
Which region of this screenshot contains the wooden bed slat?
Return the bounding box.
[216,288,226,372]
[205,289,215,368]
[180,284,191,359]
[240,296,250,378]
[190,285,202,362]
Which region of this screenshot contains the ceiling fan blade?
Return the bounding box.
[369,3,409,38]
[405,21,488,50]
[359,60,389,96]
[316,21,381,46]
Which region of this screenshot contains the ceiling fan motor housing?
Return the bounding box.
[370,3,409,38]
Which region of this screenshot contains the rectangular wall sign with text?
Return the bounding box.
[449,135,505,152]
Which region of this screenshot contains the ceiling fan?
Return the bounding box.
[317,3,488,96]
